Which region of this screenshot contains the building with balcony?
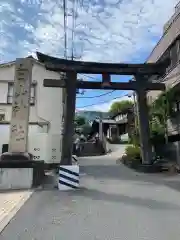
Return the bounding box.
[147,2,180,162]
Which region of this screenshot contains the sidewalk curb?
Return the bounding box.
[0,190,33,234]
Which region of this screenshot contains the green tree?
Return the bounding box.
[74,116,86,126]
[81,124,91,135]
[109,100,133,115]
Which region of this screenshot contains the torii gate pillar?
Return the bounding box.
[61,72,77,165]
[136,76,153,164]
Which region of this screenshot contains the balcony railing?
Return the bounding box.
[163,3,180,34]
[175,2,180,12]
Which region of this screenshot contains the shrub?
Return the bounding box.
[125,145,141,161]
[129,133,140,146]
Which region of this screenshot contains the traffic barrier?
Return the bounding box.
[58,165,79,190]
[72,155,78,164]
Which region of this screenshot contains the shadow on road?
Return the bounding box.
[70,187,180,211]
[80,164,180,193]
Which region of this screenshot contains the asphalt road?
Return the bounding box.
[1,144,180,240]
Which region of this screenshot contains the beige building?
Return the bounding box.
[147,2,180,135]
[147,2,180,162]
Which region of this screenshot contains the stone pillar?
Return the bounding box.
[136,81,153,164]
[1,58,33,161]
[9,58,33,154]
[61,72,77,165]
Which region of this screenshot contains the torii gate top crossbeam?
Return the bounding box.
[37,52,168,75]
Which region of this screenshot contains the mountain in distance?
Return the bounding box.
[76,110,110,122]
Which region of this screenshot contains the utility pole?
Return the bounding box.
[128,91,138,131]
[132,92,138,131]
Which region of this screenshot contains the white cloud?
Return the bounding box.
[0,0,179,63]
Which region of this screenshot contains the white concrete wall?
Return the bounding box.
[0,82,8,103]
[28,133,49,162]
[0,127,62,164]
[0,61,64,134]
[0,124,44,154]
[0,168,33,190]
[32,63,63,134]
[0,105,38,123]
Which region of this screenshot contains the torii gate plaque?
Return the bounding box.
[37,52,167,165]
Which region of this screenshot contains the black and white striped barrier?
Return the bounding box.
[58,165,79,190]
[72,155,78,164]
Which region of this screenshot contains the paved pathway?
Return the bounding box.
[0,190,33,233]
[1,144,180,239]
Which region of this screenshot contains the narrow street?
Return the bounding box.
[1,145,180,240]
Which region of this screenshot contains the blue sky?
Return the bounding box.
[0,0,179,111]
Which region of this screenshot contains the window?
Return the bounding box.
[160,49,171,72]
[173,101,180,113]
[147,96,153,104]
[7,83,36,105]
[157,37,180,80]
[177,39,180,61]
[170,42,178,67]
[0,114,5,121]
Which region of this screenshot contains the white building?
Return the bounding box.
[0,56,64,166]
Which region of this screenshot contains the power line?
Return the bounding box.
[79,73,101,81]
[76,72,180,99]
[78,74,103,95]
[63,0,68,59]
[71,0,77,60]
[77,91,131,108]
[76,90,115,98]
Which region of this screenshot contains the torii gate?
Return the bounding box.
[36,52,167,166]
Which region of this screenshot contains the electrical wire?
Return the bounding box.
[63,0,68,59]
[76,90,115,98]
[77,91,131,108]
[77,71,180,99]
[71,0,77,60]
[79,74,100,80]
